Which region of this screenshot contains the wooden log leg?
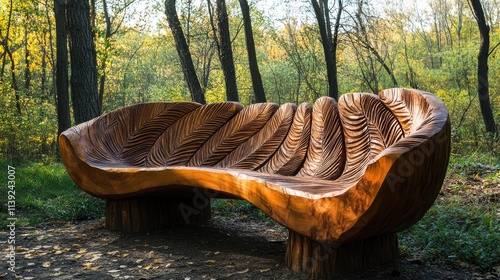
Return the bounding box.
[105,196,211,232]
[285,231,399,279]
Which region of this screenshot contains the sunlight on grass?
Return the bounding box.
[0,162,105,228]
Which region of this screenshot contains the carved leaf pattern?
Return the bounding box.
[187,103,279,167]
[379,88,430,135]
[216,103,296,170]
[298,97,345,180]
[258,103,311,176]
[337,93,404,181]
[86,103,197,166]
[68,89,426,180]
[145,102,242,167]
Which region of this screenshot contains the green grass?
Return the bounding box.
[398,197,500,271]
[212,198,276,224]
[0,161,105,228]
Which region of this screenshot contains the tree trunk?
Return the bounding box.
[1,0,14,80]
[216,0,239,102]
[469,0,497,135]
[7,49,21,115]
[98,0,112,112]
[24,27,31,91]
[55,0,71,135]
[165,0,206,104]
[311,0,339,100]
[239,0,266,103]
[66,0,101,124]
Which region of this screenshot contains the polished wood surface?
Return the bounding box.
[59,88,451,278]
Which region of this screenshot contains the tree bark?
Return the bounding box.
[1,0,14,80]
[55,0,71,135]
[165,0,206,104]
[24,27,31,91]
[66,0,101,124]
[98,0,112,112]
[469,0,497,135]
[239,0,266,103]
[311,0,339,100]
[216,0,239,102]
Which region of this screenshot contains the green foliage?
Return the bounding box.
[0,162,105,228]
[0,88,59,164]
[399,197,500,271]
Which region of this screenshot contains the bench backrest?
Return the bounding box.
[76,88,440,183]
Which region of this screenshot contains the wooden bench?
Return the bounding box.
[59,88,450,278]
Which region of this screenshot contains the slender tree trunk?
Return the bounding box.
[469,0,497,135]
[331,0,342,98]
[216,0,239,102]
[24,28,31,91]
[165,0,206,104]
[311,0,338,100]
[41,44,47,96]
[66,0,101,124]
[90,0,96,29]
[45,0,57,103]
[55,0,71,135]
[98,0,112,112]
[352,1,397,88]
[239,0,266,103]
[1,0,14,80]
[7,49,21,115]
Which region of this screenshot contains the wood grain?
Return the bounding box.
[59,88,451,278]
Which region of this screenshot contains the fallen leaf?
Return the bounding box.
[78,248,87,254]
[42,262,51,268]
[260,268,271,273]
[154,259,163,264]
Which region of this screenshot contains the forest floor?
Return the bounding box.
[1,175,499,280]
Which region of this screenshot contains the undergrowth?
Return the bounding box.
[398,197,500,271]
[0,161,105,228]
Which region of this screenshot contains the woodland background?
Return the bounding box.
[0,0,499,164]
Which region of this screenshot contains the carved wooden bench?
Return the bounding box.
[59,88,450,278]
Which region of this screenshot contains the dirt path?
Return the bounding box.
[1,215,481,280]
